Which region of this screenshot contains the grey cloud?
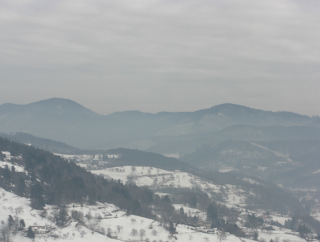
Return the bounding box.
[0,0,319,116]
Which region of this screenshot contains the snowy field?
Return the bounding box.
[90,166,254,211]
[91,166,222,193]
[0,187,263,242]
[0,152,314,242]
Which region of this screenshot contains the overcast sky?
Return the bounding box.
[0,0,319,116]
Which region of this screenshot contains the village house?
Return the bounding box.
[30,226,47,234]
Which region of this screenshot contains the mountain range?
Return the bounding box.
[0,98,319,155]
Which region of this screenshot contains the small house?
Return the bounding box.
[31,226,47,234]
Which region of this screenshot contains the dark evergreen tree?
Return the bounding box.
[169,221,176,234]
[162,195,171,203]
[19,219,25,228]
[189,195,197,208]
[27,226,35,239]
[297,224,310,238]
[207,203,218,228]
[247,214,263,228]
[8,215,14,228]
[179,207,184,215]
[30,183,45,209]
[56,206,69,226]
[127,199,141,216]
[3,165,11,179]
[17,177,26,196]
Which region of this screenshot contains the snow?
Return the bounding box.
[243,178,260,185]
[155,192,171,197]
[219,168,235,173]
[55,153,118,163]
[90,166,222,195]
[269,215,287,226]
[90,166,261,212]
[0,160,25,173]
[258,166,267,171]
[173,204,207,220]
[312,212,320,222]
[0,187,262,242]
[163,153,180,159]
[257,229,306,242]
[55,154,95,162]
[0,164,308,242]
[0,187,119,242]
[0,151,25,173]
[0,147,312,242]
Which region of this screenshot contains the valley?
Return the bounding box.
[0,100,320,242]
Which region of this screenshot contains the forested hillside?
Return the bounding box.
[0,137,170,219]
[181,140,320,189]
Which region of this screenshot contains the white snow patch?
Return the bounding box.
[219,167,235,173]
[243,178,260,185]
[0,160,25,172]
[163,153,180,159]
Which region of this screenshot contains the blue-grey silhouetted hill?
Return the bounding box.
[0,98,319,151]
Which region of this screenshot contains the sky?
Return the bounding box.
[0,0,319,116]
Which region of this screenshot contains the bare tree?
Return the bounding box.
[117,225,123,233]
[131,166,136,175]
[218,231,227,242]
[140,229,146,240]
[131,228,138,236]
[0,224,10,242]
[80,230,86,237]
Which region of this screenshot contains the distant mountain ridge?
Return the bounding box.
[181,140,320,189]
[0,98,319,152]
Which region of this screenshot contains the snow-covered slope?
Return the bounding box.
[0,149,313,242]
[0,187,263,242]
[91,166,252,207]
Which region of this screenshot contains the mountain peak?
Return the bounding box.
[27,98,89,110]
[0,98,101,120]
[210,103,252,110]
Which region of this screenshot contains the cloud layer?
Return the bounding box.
[1,0,319,116]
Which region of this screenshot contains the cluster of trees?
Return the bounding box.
[0,137,179,222]
[284,216,318,238]
[0,215,26,242]
[244,214,264,228]
[104,148,194,172]
[207,202,245,237]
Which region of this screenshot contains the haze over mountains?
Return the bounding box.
[0,98,319,155]
[1,98,320,242]
[1,98,319,191]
